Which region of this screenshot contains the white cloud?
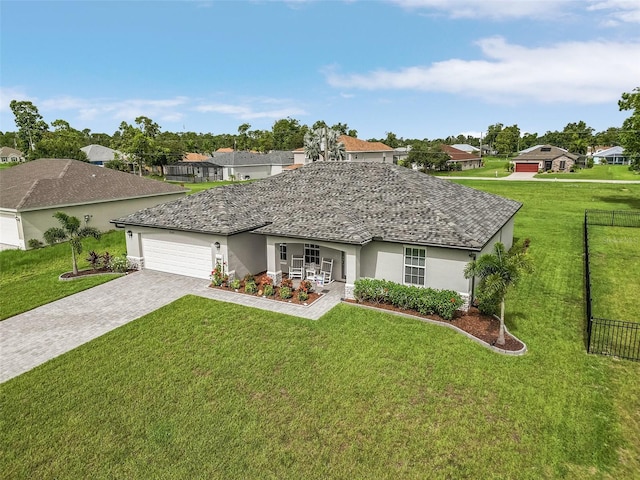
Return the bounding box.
[389,0,570,19]
[325,37,640,105]
[587,0,640,25]
[0,87,36,112]
[195,101,306,120]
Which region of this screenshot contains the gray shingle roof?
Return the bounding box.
[211,150,294,167]
[115,162,521,250]
[0,158,187,211]
[515,145,577,161]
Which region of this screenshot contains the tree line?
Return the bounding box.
[3,87,639,171]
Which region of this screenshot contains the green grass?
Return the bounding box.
[433,156,512,177]
[0,230,126,320]
[0,162,20,170]
[536,164,640,181]
[588,225,640,322]
[1,181,640,478]
[167,179,252,194]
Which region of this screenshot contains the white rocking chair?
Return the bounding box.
[316,258,334,286]
[289,256,304,280]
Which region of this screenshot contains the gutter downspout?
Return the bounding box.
[469,252,477,306]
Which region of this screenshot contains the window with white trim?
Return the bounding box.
[304,243,320,265]
[404,247,426,285]
[279,243,287,261]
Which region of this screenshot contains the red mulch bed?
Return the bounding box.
[211,272,323,306]
[345,299,525,352]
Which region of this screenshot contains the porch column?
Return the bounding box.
[265,236,283,286]
[344,245,361,300]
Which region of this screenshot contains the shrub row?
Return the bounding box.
[353,278,464,320]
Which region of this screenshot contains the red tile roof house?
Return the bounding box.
[512,145,578,173]
[114,162,521,305]
[441,145,482,170]
[293,136,395,164]
[0,159,187,250]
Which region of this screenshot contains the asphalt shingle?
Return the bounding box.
[115,162,522,250]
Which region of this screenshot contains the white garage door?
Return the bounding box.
[142,237,213,279]
[0,213,21,248]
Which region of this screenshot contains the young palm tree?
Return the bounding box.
[43,212,101,275]
[464,241,533,345]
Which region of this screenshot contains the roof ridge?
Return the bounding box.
[16,178,41,210]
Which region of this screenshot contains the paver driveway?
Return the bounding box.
[0,270,343,383]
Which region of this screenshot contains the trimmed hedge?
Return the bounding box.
[353,278,464,320]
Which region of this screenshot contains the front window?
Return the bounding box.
[279,243,287,261]
[404,247,426,285]
[560,160,566,170]
[304,244,320,265]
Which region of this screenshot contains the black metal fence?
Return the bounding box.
[584,210,640,361]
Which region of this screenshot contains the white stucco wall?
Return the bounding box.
[227,231,267,278]
[360,241,472,295]
[16,193,185,249]
[224,165,271,180]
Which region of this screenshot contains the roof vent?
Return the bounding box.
[541,147,551,152]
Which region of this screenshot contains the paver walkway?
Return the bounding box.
[0,270,344,383]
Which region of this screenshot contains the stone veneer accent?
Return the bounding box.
[345,283,355,300]
[127,256,143,270]
[267,270,282,286]
[227,270,236,282]
[459,292,470,311]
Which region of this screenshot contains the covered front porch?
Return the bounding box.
[262,235,361,299]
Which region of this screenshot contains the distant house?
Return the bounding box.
[80,144,125,166]
[0,159,187,250]
[0,147,25,164]
[451,144,480,154]
[293,136,394,164]
[183,152,210,162]
[591,146,629,165]
[441,145,482,170]
[512,145,577,173]
[164,161,223,183]
[211,150,294,180]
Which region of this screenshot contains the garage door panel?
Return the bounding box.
[142,238,213,279]
[0,214,20,247]
[515,163,538,172]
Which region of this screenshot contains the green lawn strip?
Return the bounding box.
[535,165,640,181]
[0,230,126,320]
[433,156,512,178]
[0,298,623,478]
[167,179,252,194]
[588,225,640,322]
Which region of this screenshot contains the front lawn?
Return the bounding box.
[433,156,512,177]
[587,225,640,322]
[1,181,639,478]
[0,230,126,320]
[536,164,640,181]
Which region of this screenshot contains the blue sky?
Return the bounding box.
[2,0,640,140]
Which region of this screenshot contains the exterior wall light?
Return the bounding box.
[127,230,133,239]
[214,241,221,250]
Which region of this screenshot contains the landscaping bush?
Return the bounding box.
[27,239,43,249]
[230,278,241,290]
[86,250,102,270]
[245,280,258,294]
[263,284,274,297]
[353,278,463,320]
[279,286,292,299]
[281,278,293,289]
[297,290,309,302]
[299,279,313,293]
[108,255,130,273]
[243,273,255,284]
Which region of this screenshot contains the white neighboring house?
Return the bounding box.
[0,158,187,250]
[210,150,294,180]
[451,144,480,154]
[0,147,25,164]
[293,136,394,164]
[114,162,521,303]
[80,144,126,166]
[591,146,629,165]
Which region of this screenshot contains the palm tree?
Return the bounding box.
[464,241,533,345]
[304,127,345,161]
[43,212,101,275]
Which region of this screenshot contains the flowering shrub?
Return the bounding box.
[297,289,309,302]
[230,278,241,290]
[211,261,228,286]
[298,279,313,293]
[262,276,273,286]
[281,278,293,289]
